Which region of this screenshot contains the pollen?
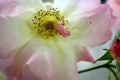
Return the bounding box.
[31,8,69,39]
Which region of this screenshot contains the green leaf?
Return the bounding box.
[96,50,114,61]
[116,62,120,78]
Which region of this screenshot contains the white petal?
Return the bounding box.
[53,0,79,17]
[44,2,53,9]
[53,0,71,11]
[18,0,46,12]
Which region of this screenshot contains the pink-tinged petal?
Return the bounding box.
[0,0,20,16]
[57,23,70,38]
[26,40,78,80]
[72,0,101,15]
[26,47,57,80]
[53,0,100,17]
[0,12,33,74]
[69,5,117,47]
[4,39,78,80]
[22,66,40,80]
[108,0,120,30]
[73,45,95,62]
[5,39,42,80]
[108,0,120,17]
[0,0,46,16]
[0,12,32,58]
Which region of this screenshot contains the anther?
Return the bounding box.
[32,8,69,38]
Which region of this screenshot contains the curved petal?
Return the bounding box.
[108,0,120,17]
[0,0,46,16]
[73,45,95,62]
[0,12,33,74]
[26,39,78,80]
[71,0,101,15]
[18,0,46,12]
[26,46,57,80]
[69,5,116,47]
[0,12,33,59]
[108,0,120,30]
[22,67,40,80]
[53,0,100,17]
[5,39,42,80]
[0,0,22,16]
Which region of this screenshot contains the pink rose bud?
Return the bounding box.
[110,39,120,63]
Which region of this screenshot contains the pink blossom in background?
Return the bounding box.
[0,0,117,80]
[108,0,120,17]
[108,0,120,30]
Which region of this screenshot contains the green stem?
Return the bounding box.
[107,67,119,80]
[78,64,106,73]
[78,63,115,74]
[78,61,119,80]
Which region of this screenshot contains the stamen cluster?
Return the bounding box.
[32,8,69,38]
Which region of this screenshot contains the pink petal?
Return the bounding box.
[4,39,78,80]
[0,13,32,58]
[69,5,117,47]
[5,39,42,80]
[73,46,95,62]
[0,0,45,16]
[57,23,70,38]
[0,0,22,16]
[26,40,78,80]
[26,47,58,80]
[108,0,120,30]
[72,0,101,15]
[108,0,120,17]
[0,12,32,77]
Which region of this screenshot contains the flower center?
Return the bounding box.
[32,8,70,39]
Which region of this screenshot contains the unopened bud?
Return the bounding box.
[110,39,120,63]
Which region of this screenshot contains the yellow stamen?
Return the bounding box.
[31,8,69,39]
